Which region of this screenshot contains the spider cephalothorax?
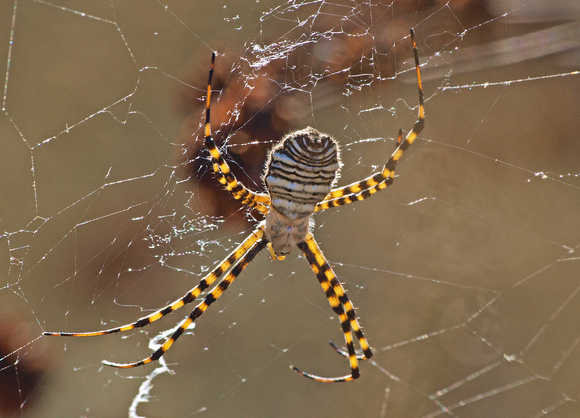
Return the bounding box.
[44,29,425,383]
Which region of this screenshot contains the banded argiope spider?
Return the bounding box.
[44,29,424,382]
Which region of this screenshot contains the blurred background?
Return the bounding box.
[0,0,579,416]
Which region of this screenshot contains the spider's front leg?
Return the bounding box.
[44,227,268,368]
[104,228,268,368]
[293,233,373,382]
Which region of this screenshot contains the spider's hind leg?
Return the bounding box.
[204,52,270,215]
[315,28,424,213]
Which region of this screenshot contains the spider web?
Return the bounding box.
[1,0,579,416]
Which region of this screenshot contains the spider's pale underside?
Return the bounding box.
[44,29,425,383]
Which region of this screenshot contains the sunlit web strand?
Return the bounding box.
[442,70,580,91]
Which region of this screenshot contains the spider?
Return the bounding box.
[44,29,424,383]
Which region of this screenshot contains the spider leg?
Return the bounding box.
[315,28,424,212]
[212,170,269,214]
[329,341,367,361]
[103,230,268,368]
[293,232,372,382]
[44,227,264,337]
[204,52,270,215]
[301,232,372,359]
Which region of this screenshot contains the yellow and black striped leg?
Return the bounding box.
[294,233,372,382]
[315,28,424,213]
[212,170,269,214]
[43,228,265,340]
[103,231,268,368]
[302,232,372,359]
[204,52,270,215]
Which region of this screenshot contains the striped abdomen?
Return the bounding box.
[264,127,341,219]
